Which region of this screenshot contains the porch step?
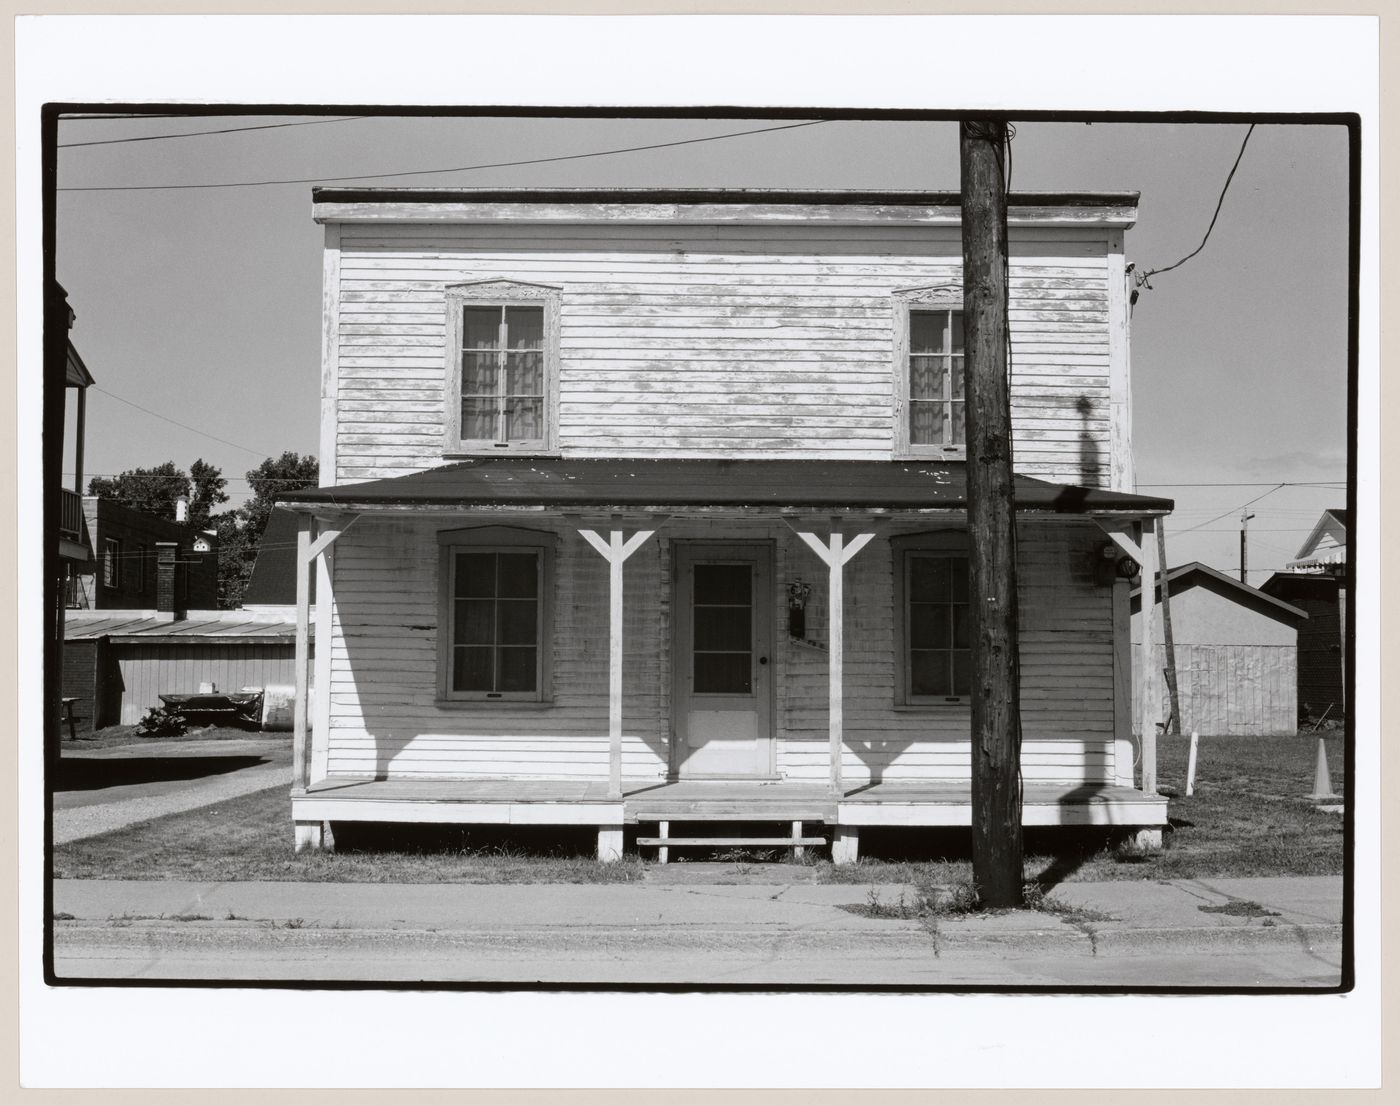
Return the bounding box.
[636,837,828,848]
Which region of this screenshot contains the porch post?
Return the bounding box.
[578,527,656,801]
[292,514,312,795]
[1138,518,1158,795]
[796,524,875,798]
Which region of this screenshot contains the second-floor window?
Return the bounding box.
[908,308,965,450]
[445,281,560,454]
[102,538,121,589]
[131,544,146,593]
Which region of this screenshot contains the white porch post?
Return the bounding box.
[578,526,656,801]
[1138,518,1158,796]
[796,523,875,798]
[292,513,317,852]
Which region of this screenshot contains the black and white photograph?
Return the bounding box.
[18,11,1381,1091]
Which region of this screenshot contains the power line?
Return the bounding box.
[1136,479,1344,488]
[90,387,269,458]
[57,118,831,193]
[59,116,370,149]
[1132,123,1256,295]
[1171,482,1286,536]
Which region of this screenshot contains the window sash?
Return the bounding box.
[447,547,544,697]
[102,539,120,588]
[907,308,966,450]
[458,303,547,446]
[905,551,972,701]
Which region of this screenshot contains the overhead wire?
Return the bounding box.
[57,118,832,192]
[91,387,269,458]
[58,115,371,148]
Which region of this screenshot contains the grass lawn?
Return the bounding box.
[63,723,268,752]
[53,732,1345,887]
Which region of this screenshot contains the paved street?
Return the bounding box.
[51,874,1344,987]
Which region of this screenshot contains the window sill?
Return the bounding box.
[895,447,967,461]
[433,698,555,710]
[444,447,561,459]
[891,700,971,712]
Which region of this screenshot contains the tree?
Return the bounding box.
[86,458,228,528]
[215,452,319,609]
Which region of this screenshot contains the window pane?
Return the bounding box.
[463,306,501,350]
[461,352,500,396]
[694,605,751,651]
[951,357,965,400]
[910,400,944,446]
[952,604,971,648]
[461,397,496,440]
[454,599,495,645]
[453,646,493,692]
[949,312,964,354]
[952,650,972,696]
[496,553,538,598]
[497,599,539,645]
[908,603,949,649]
[694,652,751,694]
[507,350,544,396]
[950,558,969,599]
[455,553,498,598]
[909,555,951,602]
[693,563,752,605]
[909,355,943,401]
[910,650,951,696]
[505,306,544,350]
[504,397,544,441]
[950,401,966,446]
[497,647,537,692]
[910,311,941,355]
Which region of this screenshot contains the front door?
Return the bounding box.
[673,543,774,777]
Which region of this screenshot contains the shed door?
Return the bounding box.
[673,543,774,777]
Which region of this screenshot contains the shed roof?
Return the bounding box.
[1131,562,1307,622]
[65,611,303,643]
[243,508,314,606]
[278,458,1173,516]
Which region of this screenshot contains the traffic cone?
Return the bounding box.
[1310,735,1338,803]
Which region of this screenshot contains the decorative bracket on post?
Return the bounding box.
[577,523,661,800]
[790,519,875,798]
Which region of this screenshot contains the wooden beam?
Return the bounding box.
[292,515,312,803]
[797,527,874,798]
[1138,518,1159,795]
[962,117,1024,909]
[578,527,657,800]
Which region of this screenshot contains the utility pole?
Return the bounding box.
[961,119,1023,909]
[1157,524,1181,735]
[1239,511,1255,584]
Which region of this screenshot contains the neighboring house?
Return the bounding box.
[240,507,315,613]
[278,187,1174,860]
[1262,507,1349,720]
[1131,562,1306,737]
[58,287,93,591]
[63,527,308,734]
[71,497,220,611]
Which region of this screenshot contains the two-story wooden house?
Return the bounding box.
[280,188,1173,861]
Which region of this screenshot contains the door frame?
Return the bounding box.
[670,540,776,779]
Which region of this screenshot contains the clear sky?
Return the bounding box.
[54,113,1350,582]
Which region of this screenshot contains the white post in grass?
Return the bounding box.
[1186,730,1199,797]
[578,526,656,801]
[796,523,875,798]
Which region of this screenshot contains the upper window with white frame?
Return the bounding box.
[444,280,560,455]
[894,289,965,456]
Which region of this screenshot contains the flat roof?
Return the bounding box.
[279,458,1172,516]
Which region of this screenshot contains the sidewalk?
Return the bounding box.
[51,873,1344,987]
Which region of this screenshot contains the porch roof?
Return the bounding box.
[279,458,1172,516]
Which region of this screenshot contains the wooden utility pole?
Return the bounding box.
[961,119,1023,909]
[1156,523,1181,735]
[1239,511,1254,584]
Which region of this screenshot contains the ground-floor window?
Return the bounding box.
[892,531,972,705]
[437,526,556,702]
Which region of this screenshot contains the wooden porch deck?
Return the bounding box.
[295,776,1167,829]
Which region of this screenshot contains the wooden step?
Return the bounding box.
[636,836,828,848]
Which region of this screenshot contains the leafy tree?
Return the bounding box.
[86,458,228,528]
[216,452,319,609]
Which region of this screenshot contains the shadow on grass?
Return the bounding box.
[54,755,269,792]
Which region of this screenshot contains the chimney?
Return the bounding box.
[155,541,186,621]
[175,495,189,523]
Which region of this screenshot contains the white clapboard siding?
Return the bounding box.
[323,516,1117,784]
[330,222,1115,484]
[1133,642,1298,737]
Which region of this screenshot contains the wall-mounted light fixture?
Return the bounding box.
[787,579,813,639]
